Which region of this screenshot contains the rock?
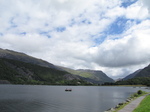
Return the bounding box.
[126,99,131,102]
[110,108,115,111]
[115,105,120,108]
[118,102,124,105]
[105,108,115,112]
[64,74,80,80]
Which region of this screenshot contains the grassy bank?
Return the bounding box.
[133,94,150,112]
[111,90,148,112]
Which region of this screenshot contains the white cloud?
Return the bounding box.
[94,20,150,67]
[0,33,50,53]
[99,62,149,79]
[125,1,149,20]
[0,0,150,79]
[141,0,150,11]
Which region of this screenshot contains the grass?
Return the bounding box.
[114,85,145,87]
[133,95,150,112]
[112,90,148,112]
[113,102,130,112]
[61,68,93,78]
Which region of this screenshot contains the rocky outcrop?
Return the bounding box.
[63,74,80,80]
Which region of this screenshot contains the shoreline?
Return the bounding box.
[105,91,149,112]
[0,80,11,84]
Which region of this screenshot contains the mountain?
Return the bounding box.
[0,48,90,85]
[116,64,150,86]
[58,67,114,84]
[0,48,114,85]
[0,48,57,69]
[123,69,142,80]
[123,64,150,80]
[77,69,114,83]
[0,58,89,85]
[135,64,150,77]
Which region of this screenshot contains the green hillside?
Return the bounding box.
[135,64,150,77]
[0,48,57,69]
[112,64,150,86]
[0,58,89,85]
[59,67,114,84]
[0,48,114,85]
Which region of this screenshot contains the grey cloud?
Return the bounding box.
[142,0,150,11]
[0,0,150,78]
[94,22,150,68]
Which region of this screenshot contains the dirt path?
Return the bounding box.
[118,95,146,112]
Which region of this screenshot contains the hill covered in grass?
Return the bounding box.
[58,67,114,84]
[0,58,89,85]
[0,48,114,85]
[104,64,150,86]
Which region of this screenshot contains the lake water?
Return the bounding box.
[0,85,149,112]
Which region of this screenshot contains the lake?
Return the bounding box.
[0,85,149,112]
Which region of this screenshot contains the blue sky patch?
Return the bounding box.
[0,33,3,36]
[69,19,76,27]
[56,27,66,32]
[20,32,26,35]
[45,23,49,27]
[39,31,51,38]
[69,14,91,27]
[91,34,106,46]
[103,16,142,40]
[106,17,129,35]
[121,0,138,8]
[40,31,49,35]
[94,37,105,45]
[81,19,92,24]
[46,35,51,38]
[11,24,17,28]
[9,17,18,28]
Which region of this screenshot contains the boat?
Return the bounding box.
[65,89,72,92]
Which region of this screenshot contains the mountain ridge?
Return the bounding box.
[123,64,150,80]
[115,64,150,86]
[0,58,89,85]
[135,64,150,77]
[123,69,142,80]
[58,66,114,84]
[0,48,57,69]
[0,48,114,84]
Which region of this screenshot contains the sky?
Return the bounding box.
[0,0,150,79]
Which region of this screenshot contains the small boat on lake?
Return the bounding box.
[65,89,72,92]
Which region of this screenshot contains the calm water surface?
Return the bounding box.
[0,85,149,112]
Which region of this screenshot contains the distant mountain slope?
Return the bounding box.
[135,64,150,77]
[117,64,150,86]
[77,69,114,83]
[0,48,57,69]
[123,64,150,80]
[123,69,142,80]
[0,58,88,85]
[0,48,114,84]
[58,67,114,84]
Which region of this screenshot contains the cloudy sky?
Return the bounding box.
[0,0,150,79]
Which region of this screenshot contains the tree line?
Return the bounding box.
[103,77,150,86]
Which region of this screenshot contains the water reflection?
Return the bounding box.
[0,85,149,112]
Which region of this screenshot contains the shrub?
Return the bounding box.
[130,93,138,98]
[134,93,138,97]
[137,90,143,95]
